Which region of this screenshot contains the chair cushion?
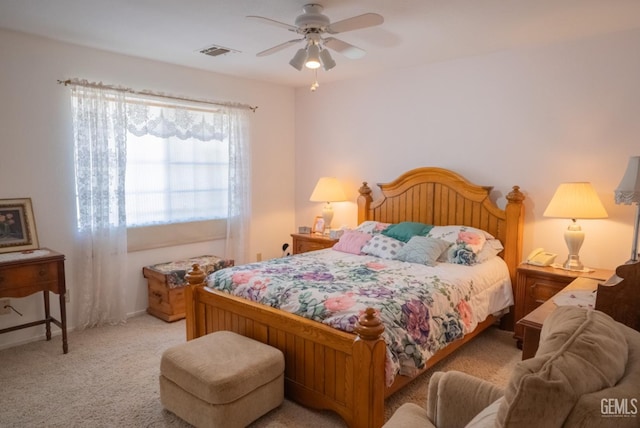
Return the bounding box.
[465,398,504,427]
[383,403,435,428]
[497,306,628,427]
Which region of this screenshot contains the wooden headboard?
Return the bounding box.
[356,167,525,286]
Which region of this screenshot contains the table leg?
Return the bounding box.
[59,292,68,354]
[521,326,541,360]
[43,290,51,341]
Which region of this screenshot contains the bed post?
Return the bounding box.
[358,182,373,225]
[184,264,206,341]
[504,186,525,281]
[502,186,525,331]
[352,308,386,428]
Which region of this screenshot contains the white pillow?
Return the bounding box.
[475,239,504,263]
[465,397,503,428]
[361,234,404,259]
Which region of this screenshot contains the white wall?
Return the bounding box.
[0,29,296,349]
[294,28,640,271]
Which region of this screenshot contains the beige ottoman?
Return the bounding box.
[160,331,285,428]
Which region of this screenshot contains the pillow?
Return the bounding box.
[427,225,491,252]
[394,236,450,266]
[428,226,490,266]
[355,221,391,235]
[361,234,404,259]
[381,221,433,243]
[475,239,504,263]
[497,306,628,427]
[332,230,372,255]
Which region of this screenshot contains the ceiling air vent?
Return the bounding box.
[199,44,239,57]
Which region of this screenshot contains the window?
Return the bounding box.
[70,80,250,258]
[125,133,229,227]
[123,98,234,250]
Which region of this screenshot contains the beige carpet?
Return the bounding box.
[0,314,520,427]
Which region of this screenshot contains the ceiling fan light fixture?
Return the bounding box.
[305,44,321,69]
[289,48,307,71]
[319,48,336,71]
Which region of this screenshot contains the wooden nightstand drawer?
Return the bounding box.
[523,276,567,314]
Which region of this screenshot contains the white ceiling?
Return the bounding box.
[1,0,640,88]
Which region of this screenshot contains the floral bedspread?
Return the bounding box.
[206,249,511,385]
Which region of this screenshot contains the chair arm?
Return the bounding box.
[427,371,504,428]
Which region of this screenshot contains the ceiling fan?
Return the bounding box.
[247,4,384,72]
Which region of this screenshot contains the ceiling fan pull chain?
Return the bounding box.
[310,69,319,92]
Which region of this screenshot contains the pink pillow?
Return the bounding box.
[332,230,372,255]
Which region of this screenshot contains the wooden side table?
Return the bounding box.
[0,248,68,353]
[291,233,338,254]
[517,277,599,359]
[513,264,613,347]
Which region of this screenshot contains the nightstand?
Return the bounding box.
[513,263,613,347]
[291,233,338,254]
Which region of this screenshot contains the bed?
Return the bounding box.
[184,167,525,428]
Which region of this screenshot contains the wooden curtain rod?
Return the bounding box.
[57,79,258,113]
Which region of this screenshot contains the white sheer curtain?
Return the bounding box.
[225,107,251,265]
[71,85,128,328]
[68,81,252,328]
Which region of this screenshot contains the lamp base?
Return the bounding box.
[563,221,585,271]
[562,254,584,271]
[322,203,334,231]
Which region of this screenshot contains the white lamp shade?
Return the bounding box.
[543,182,608,219]
[289,48,307,71]
[615,156,640,205]
[319,48,336,71]
[309,177,346,203]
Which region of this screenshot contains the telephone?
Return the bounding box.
[526,248,557,267]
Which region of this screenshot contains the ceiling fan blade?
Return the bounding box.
[323,37,365,59]
[256,39,303,57]
[246,15,298,32]
[327,13,383,34]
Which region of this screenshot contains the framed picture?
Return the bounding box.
[312,216,325,235]
[0,198,39,254]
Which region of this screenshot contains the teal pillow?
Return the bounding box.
[381,221,433,243]
[395,236,451,266]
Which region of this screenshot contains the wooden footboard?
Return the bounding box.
[184,265,499,427]
[185,265,387,428]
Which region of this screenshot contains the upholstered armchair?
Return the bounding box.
[384,306,640,428]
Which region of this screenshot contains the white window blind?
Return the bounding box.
[124,99,230,228]
[125,133,229,226]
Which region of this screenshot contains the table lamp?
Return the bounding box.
[614,156,640,263]
[543,182,608,270]
[309,177,346,231]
